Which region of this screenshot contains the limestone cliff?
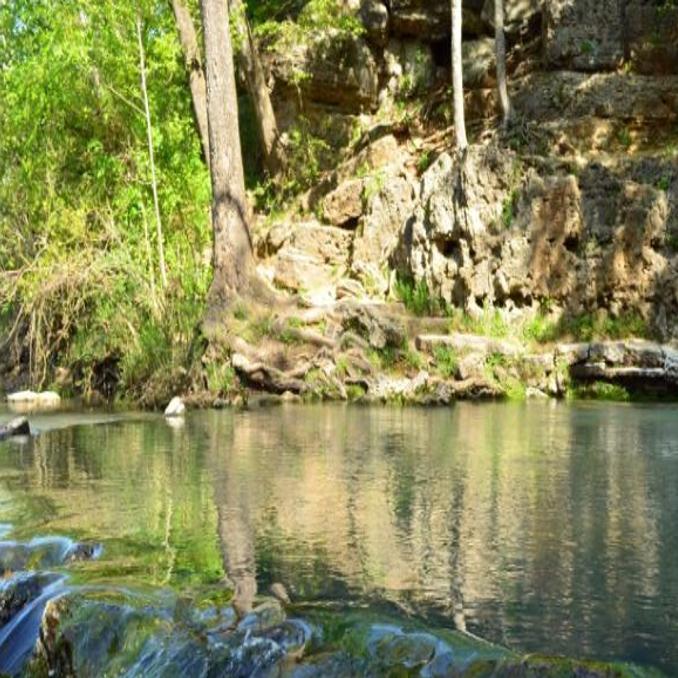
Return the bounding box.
[254,0,678,339]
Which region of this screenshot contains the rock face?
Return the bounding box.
[271,34,380,112]
[544,0,678,74]
[351,173,417,294]
[391,144,678,338]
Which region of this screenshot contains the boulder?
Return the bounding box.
[164,396,186,417]
[352,174,417,296]
[322,179,365,227]
[394,145,517,311]
[360,0,389,46]
[266,220,353,296]
[543,0,626,71]
[6,391,38,403]
[383,40,436,98]
[271,34,379,111]
[6,391,60,413]
[0,417,30,441]
[462,38,496,88]
[389,0,486,40]
[339,302,407,350]
[481,0,542,34]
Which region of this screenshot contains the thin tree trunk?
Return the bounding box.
[140,202,159,314]
[451,0,468,150]
[136,17,168,290]
[200,0,256,306]
[170,0,211,167]
[494,0,512,128]
[230,0,285,175]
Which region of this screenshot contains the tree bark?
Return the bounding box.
[494,0,512,128]
[200,0,255,307]
[137,17,168,290]
[451,0,468,150]
[230,0,285,175]
[170,0,210,168]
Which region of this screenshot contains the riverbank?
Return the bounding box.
[4,300,678,410]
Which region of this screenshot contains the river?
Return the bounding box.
[0,401,677,674]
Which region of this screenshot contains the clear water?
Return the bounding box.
[1,401,677,674]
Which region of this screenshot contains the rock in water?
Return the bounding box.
[37,391,60,405]
[6,391,38,403]
[164,396,185,417]
[0,417,30,441]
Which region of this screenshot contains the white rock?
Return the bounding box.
[7,390,39,403]
[37,391,61,404]
[164,396,186,417]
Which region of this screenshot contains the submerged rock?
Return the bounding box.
[0,572,67,675]
[0,536,101,574]
[18,585,665,678]
[0,416,30,441]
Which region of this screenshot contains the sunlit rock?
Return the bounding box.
[164,396,186,417]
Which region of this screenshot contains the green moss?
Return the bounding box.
[568,381,631,402]
[346,383,366,401]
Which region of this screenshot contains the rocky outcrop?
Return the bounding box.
[544,0,678,74]
[390,144,678,337]
[271,33,380,112]
[351,173,418,295]
[559,340,678,393]
[26,585,653,677]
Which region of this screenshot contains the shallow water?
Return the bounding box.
[1,401,677,674]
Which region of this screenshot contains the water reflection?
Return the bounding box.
[0,402,677,673]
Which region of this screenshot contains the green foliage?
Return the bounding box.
[617,126,632,149]
[402,346,425,372]
[251,116,332,210]
[0,0,211,398]
[346,383,366,401]
[449,306,510,339]
[206,363,237,395]
[555,311,650,342]
[417,150,433,174]
[432,345,458,379]
[252,0,364,52]
[656,175,671,192]
[501,189,520,228]
[521,313,559,344]
[568,381,631,402]
[362,171,386,205]
[394,276,447,317]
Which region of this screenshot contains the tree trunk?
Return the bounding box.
[200,0,255,307]
[230,0,285,175]
[137,17,168,290]
[170,0,210,168]
[494,0,512,128]
[451,0,468,150]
